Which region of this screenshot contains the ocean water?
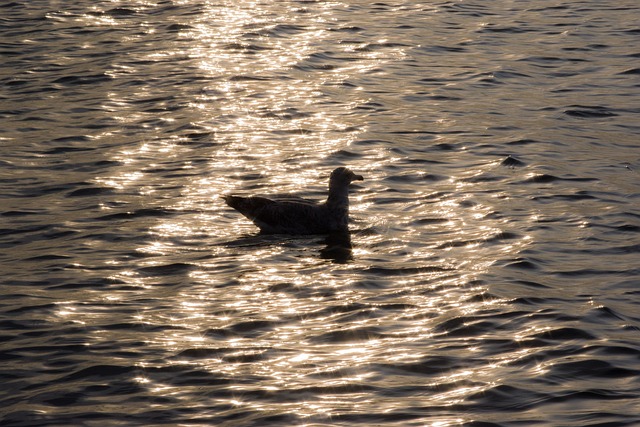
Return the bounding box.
[1,0,639,426]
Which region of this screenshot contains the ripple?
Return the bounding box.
[564,105,619,118]
[1,0,639,426]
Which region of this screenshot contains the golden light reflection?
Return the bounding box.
[65,2,544,424]
[134,376,150,385]
[54,303,79,320]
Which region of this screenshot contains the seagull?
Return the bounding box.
[223,167,364,235]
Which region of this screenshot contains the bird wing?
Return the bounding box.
[223,195,325,233]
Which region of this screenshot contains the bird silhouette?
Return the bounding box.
[223,167,363,235]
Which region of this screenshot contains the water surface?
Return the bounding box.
[1,1,639,426]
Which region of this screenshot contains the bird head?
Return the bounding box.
[330,167,364,187]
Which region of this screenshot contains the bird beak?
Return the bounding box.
[353,174,364,181]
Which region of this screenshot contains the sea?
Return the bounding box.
[1,1,639,426]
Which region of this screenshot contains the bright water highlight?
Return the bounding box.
[1,1,639,426]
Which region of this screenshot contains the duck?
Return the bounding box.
[223,167,364,235]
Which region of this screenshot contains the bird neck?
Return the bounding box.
[326,184,350,209]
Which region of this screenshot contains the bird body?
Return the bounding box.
[223,167,363,235]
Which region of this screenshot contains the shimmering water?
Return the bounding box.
[1,1,639,426]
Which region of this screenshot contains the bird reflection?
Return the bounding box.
[319,231,354,264]
[218,231,355,263]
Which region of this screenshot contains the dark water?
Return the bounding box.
[1,1,639,425]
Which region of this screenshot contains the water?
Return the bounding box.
[1,1,639,425]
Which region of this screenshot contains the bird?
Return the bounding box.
[222,167,364,235]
